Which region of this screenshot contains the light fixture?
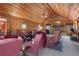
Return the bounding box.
[36,25,43,31]
[41,12,48,19]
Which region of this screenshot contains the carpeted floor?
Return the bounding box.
[38,36,79,56]
[21,36,79,56]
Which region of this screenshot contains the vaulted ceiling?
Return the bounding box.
[49,3,79,21]
[0,3,79,23]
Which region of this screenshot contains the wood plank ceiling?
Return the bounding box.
[0,3,79,23]
[48,3,79,21]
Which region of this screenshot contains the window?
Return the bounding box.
[21,23,27,29]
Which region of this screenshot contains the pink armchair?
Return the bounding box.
[24,34,44,56]
[53,31,61,43]
[47,31,61,47]
[0,38,23,56]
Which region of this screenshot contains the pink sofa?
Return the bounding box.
[0,38,23,56]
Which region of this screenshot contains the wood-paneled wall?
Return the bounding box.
[43,16,74,32]
[9,17,39,32]
[0,16,40,33]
